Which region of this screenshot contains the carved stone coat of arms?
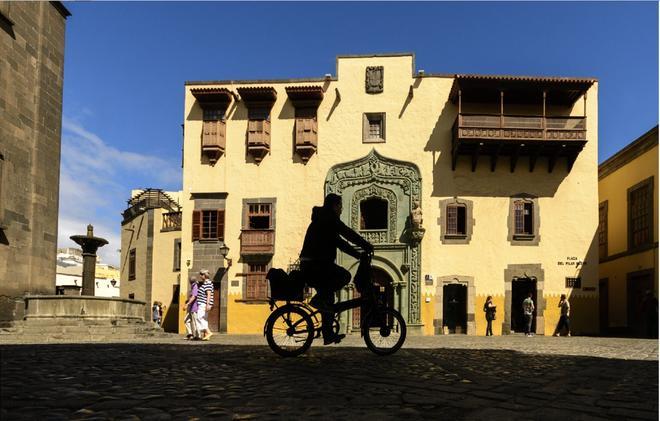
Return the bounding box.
[365,66,384,94]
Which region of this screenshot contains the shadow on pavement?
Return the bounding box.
[1,344,657,420]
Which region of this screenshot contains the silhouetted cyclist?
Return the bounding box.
[300,193,374,345]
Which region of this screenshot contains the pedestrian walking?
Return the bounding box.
[553,294,571,336]
[196,269,214,341]
[182,275,200,340]
[483,296,496,336]
[522,292,535,336]
[152,302,162,327]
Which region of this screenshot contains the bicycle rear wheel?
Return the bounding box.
[363,307,406,356]
[265,305,314,357]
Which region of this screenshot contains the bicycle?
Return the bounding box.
[263,254,407,357]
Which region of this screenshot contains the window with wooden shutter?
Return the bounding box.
[217,210,225,241]
[192,210,201,241]
[128,249,136,280]
[514,200,534,236]
[629,178,653,249]
[246,263,268,300]
[446,204,467,237]
[201,107,226,163]
[598,202,608,259]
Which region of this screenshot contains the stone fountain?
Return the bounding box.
[70,224,108,296]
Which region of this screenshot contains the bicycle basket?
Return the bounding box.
[353,257,372,294]
[266,268,305,301]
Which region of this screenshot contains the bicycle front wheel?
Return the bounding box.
[363,307,406,356]
[265,305,314,357]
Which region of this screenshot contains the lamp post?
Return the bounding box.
[219,244,232,268]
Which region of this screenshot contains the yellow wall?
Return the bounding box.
[151,207,182,332]
[226,294,273,334]
[599,141,658,330]
[181,54,600,335]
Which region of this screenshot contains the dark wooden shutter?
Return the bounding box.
[192,210,201,241]
[217,210,225,240]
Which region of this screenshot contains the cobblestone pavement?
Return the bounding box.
[1,335,658,420]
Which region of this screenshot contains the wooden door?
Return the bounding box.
[599,279,609,335]
[207,282,221,332]
[627,271,653,337]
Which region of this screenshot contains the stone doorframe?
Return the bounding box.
[503,263,545,335]
[433,275,476,335]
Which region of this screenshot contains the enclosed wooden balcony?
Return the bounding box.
[295,117,318,162]
[449,74,595,173]
[202,120,226,163]
[240,229,275,256]
[192,88,234,164]
[247,119,271,162]
[286,85,324,163]
[237,86,277,164]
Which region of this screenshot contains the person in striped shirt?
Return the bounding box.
[196,269,214,341]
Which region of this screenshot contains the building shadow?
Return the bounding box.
[424,101,571,199]
[1,344,657,419]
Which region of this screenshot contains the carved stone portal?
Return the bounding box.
[366,66,384,94]
[325,149,422,325]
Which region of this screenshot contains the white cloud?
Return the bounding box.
[58,116,182,267]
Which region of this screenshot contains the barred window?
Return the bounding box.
[128,249,136,280]
[446,204,467,236]
[598,202,608,259]
[245,263,268,300]
[629,180,653,249]
[203,108,224,121]
[363,113,385,143]
[247,203,272,229]
[514,200,534,236]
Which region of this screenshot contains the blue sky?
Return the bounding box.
[58,1,658,266]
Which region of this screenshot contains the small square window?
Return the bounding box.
[363,113,385,143]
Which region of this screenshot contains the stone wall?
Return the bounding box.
[24,295,146,321]
[0,2,69,322]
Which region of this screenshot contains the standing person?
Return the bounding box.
[483,296,496,336]
[522,292,535,337]
[196,269,214,341]
[152,302,162,327]
[641,290,658,339]
[182,275,200,340]
[553,294,571,337]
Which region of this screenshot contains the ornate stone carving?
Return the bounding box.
[365,66,384,94]
[326,149,422,325]
[350,184,397,243]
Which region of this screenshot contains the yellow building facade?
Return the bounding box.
[179,53,600,336]
[598,126,658,337]
[120,189,183,332]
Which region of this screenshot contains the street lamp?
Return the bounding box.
[219,244,232,268]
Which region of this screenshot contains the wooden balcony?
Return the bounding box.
[295,118,318,162]
[247,120,270,163]
[240,229,275,256]
[202,120,226,163]
[452,113,588,173]
[161,211,182,231]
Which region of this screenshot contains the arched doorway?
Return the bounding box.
[325,149,423,332]
[351,267,395,331]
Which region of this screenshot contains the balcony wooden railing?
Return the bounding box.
[245,272,269,300]
[240,229,275,255]
[247,120,271,162]
[202,120,226,163]
[295,118,318,162]
[452,113,588,173]
[456,113,586,141]
[162,211,182,231]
